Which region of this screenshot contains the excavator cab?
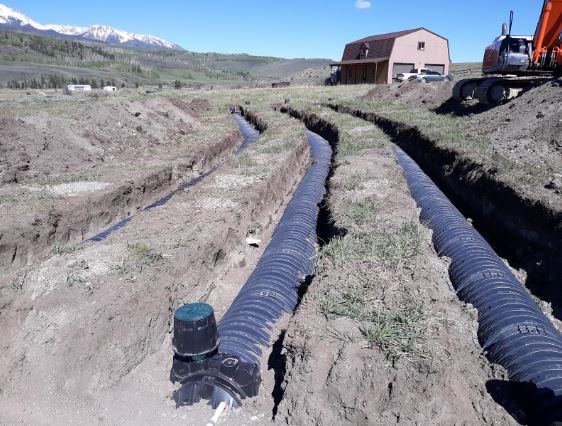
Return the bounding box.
[482,11,532,74]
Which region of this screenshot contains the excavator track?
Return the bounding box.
[455,76,553,104]
[474,78,507,104]
[452,78,487,101]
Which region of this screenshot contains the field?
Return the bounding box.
[0,77,561,425]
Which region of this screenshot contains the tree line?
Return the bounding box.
[4,76,122,90]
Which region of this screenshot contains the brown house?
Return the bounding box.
[331,28,451,84]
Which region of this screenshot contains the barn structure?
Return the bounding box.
[330,28,450,85]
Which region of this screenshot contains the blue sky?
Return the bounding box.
[10,1,543,62]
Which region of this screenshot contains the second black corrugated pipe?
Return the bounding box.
[396,147,562,423]
[217,130,332,365]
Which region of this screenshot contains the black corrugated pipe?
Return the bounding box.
[218,130,331,361]
[232,113,260,154]
[396,147,562,424]
[85,113,257,242]
[171,130,332,409]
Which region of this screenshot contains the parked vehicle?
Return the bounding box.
[416,70,454,82]
[396,68,432,82]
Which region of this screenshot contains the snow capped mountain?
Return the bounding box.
[0,3,45,28]
[0,3,182,50]
[45,24,88,36]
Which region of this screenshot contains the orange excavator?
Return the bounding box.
[453,0,562,104]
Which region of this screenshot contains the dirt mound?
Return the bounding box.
[0,97,199,187]
[467,79,562,191]
[167,97,210,116]
[363,80,454,107]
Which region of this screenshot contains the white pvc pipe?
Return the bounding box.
[205,401,226,426]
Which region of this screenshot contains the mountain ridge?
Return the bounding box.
[0,3,182,50]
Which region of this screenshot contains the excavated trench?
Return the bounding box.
[0,111,317,424]
[85,113,258,243]
[257,106,344,419]
[0,128,243,267]
[328,104,562,321]
[279,106,345,244]
[168,106,343,415]
[280,106,562,423]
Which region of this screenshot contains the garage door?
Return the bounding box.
[425,63,445,74]
[392,63,414,78]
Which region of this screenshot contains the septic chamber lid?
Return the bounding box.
[173,302,220,357]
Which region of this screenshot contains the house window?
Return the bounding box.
[359,43,370,59]
[418,41,426,51]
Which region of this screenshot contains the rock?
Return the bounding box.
[246,237,261,247]
[134,112,141,117]
[544,175,562,190]
[1,170,17,184]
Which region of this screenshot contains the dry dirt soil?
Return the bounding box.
[0,91,313,425]
[1,82,557,425]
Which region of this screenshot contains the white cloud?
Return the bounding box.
[354,0,371,9]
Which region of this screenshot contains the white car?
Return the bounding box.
[396,68,432,82]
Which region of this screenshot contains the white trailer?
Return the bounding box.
[66,85,92,92]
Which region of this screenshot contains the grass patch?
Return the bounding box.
[128,241,163,264]
[377,220,422,260]
[51,242,78,255]
[0,194,18,205]
[336,137,380,157]
[337,198,377,228]
[320,285,427,361]
[36,173,97,187]
[259,140,294,154]
[228,153,258,168]
[360,306,428,360]
[340,172,368,191]
[317,219,421,267]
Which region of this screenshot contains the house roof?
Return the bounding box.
[350,28,423,44]
[340,27,449,62]
[330,57,388,66]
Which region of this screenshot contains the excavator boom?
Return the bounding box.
[532,0,562,66]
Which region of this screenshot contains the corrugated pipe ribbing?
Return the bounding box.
[218,131,332,365]
[396,147,562,422]
[233,113,260,154]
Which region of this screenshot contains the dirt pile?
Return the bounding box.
[363,80,455,107]
[0,96,200,186]
[466,79,562,192]
[168,97,211,116]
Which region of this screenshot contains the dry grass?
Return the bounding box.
[36,173,97,187]
[128,241,163,264]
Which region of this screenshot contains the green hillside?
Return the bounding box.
[0,30,330,88]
